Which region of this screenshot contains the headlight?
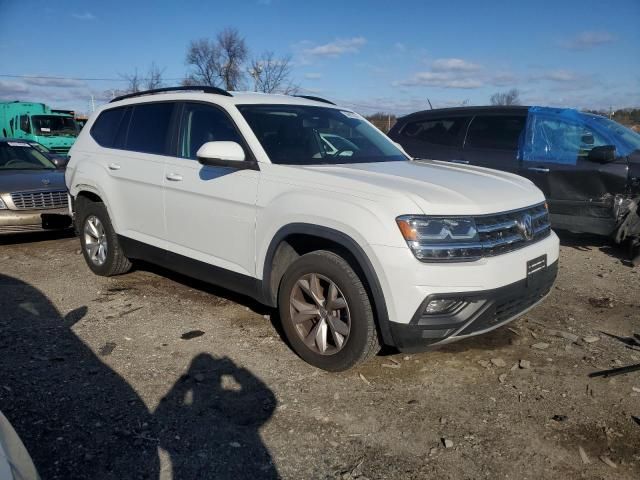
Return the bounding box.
[396,215,482,262]
[0,197,6,210]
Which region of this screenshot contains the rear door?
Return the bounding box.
[462,114,526,174]
[391,115,468,162]
[162,101,259,277]
[91,102,174,246]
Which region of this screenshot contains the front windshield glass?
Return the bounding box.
[31,115,79,137]
[237,105,406,165]
[0,142,56,170]
[587,115,640,152]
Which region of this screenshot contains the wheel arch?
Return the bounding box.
[261,223,394,346]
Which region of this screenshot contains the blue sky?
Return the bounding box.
[1,0,638,115]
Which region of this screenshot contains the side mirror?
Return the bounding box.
[50,156,69,169]
[196,141,257,170]
[587,145,616,163]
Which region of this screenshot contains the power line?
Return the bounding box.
[0,74,184,82]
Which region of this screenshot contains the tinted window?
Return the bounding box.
[90,107,127,147]
[179,103,243,159]
[465,115,525,150]
[400,117,467,147]
[126,102,174,155]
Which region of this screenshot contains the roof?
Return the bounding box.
[398,105,530,122]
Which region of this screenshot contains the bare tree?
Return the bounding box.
[249,51,299,94]
[216,28,248,90]
[185,38,221,87]
[185,29,248,90]
[145,62,165,90]
[490,88,521,106]
[115,63,165,97]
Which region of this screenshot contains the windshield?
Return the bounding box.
[588,115,640,152]
[237,105,406,165]
[0,142,56,170]
[31,115,79,137]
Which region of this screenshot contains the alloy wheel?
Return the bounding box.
[289,273,351,355]
[83,215,108,266]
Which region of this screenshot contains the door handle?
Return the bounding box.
[108,163,121,171]
[165,173,183,182]
[450,159,469,164]
[527,167,550,173]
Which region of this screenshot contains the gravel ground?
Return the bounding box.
[1,231,639,480]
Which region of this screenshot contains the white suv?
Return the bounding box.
[66,87,559,371]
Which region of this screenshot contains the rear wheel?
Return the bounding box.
[76,199,132,276]
[278,250,380,371]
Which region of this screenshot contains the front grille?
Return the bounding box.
[10,190,67,210]
[458,262,557,336]
[474,202,551,257]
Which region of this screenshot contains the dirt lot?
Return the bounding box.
[1,231,639,480]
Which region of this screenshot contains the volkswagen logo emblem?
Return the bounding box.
[518,213,534,241]
[42,179,50,186]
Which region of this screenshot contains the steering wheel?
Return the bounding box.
[4,159,21,167]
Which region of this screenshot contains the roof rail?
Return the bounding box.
[110,86,232,103]
[293,95,336,105]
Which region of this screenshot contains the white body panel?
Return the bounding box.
[66,91,560,328]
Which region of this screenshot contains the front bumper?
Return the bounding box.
[388,260,558,351]
[0,207,71,234]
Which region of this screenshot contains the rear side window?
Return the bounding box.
[399,117,467,147]
[126,103,175,155]
[90,107,127,147]
[465,115,525,150]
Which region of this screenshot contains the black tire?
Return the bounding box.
[76,198,132,276]
[278,250,380,371]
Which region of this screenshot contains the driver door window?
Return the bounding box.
[178,103,243,159]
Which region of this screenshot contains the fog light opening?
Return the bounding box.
[424,298,466,315]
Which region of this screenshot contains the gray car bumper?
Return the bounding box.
[0,207,71,234]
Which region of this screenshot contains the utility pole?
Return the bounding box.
[90,95,95,112]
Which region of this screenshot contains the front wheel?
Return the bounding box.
[278,250,380,371]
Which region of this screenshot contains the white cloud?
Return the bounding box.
[72,12,96,21]
[394,42,406,52]
[560,31,615,50]
[395,72,483,89]
[304,37,366,57]
[0,80,30,99]
[431,58,481,72]
[22,77,86,88]
[304,72,322,80]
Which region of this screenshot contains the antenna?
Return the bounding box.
[427,98,433,110]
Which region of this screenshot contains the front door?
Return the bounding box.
[163,102,259,277]
[519,110,628,234]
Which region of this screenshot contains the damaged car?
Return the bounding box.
[389,106,640,264]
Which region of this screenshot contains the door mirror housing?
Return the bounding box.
[50,155,69,169]
[587,145,616,163]
[196,141,257,169]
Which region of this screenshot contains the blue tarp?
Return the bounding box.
[520,106,637,165]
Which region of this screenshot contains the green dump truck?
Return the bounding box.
[0,101,79,155]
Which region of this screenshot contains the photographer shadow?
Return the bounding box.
[154,354,279,479]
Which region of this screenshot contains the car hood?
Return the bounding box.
[306,159,545,215]
[0,169,66,194]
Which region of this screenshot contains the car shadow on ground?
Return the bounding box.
[556,230,635,266]
[0,229,76,246]
[0,273,279,480]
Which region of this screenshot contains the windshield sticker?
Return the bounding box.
[7,142,30,147]
[340,111,362,120]
[41,127,51,132]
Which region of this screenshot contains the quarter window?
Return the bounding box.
[90,107,127,148]
[178,103,243,159]
[465,115,526,150]
[400,117,467,147]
